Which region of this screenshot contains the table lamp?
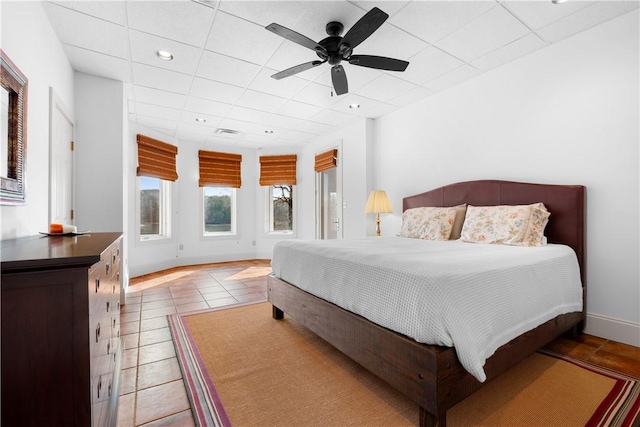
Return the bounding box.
[364,190,393,236]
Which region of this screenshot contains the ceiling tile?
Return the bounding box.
[471,33,546,71]
[535,2,639,44]
[47,0,126,25]
[128,30,201,75]
[125,1,215,47]
[309,109,355,127]
[330,94,387,118]
[180,111,223,128]
[276,100,324,120]
[136,115,178,133]
[503,1,596,30]
[434,5,531,62]
[135,86,186,109]
[190,78,244,104]
[387,86,435,108]
[196,51,261,87]
[175,122,217,140]
[339,63,385,92]
[236,90,289,112]
[135,102,182,122]
[293,82,341,107]
[401,46,464,85]
[354,73,417,102]
[248,68,309,98]
[348,1,411,18]
[43,2,128,59]
[389,1,496,43]
[294,1,368,43]
[226,106,273,125]
[63,44,131,82]
[132,63,192,94]
[205,11,282,64]
[217,118,258,134]
[424,64,482,92]
[183,96,233,117]
[218,1,308,29]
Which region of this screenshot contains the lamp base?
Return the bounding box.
[375,213,381,237]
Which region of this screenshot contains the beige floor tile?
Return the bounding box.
[116,392,135,427]
[138,410,195,427]
[139,328,172,347]
[138,341,176,365]
[140,316,169,332]
[135,380,190,426]
[137,357,182,391]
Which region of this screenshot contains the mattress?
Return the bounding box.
[270,237,583,382]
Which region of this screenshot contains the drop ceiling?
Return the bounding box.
[42,0,638,149]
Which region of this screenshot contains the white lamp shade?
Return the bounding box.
[364,190,393,214]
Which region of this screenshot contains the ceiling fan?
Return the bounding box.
[265,7,409,96]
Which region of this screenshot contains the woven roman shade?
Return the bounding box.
[136,134,178,181]
[199,150,242,188]
[259,155,297,186]
[314,149,337,172]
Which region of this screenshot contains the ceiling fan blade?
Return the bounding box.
[331,65,348,95]
[265,23,325,53]
[271,61,325,80]
[349,55,409,72]
[340,7,388,51]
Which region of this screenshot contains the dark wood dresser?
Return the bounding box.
[1,232,123,427]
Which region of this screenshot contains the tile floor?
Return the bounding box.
[116,259,640,426]
[116,259,272,426]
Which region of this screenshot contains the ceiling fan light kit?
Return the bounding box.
[266,7,409,96]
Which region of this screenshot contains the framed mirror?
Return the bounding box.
[1,49,28,205]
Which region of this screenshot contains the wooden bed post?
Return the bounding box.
[419,407,446,427]
[272,305,284,320]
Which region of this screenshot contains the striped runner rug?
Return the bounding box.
[168,302,640,427]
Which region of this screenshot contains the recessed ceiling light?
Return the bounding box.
[349,103,360,109]
[156,50,174,61]
[195,118,206,123]
[264,130,274,134]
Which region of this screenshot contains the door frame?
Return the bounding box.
[48,87,75,224]
[315,142,343,239]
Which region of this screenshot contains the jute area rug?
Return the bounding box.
[168,302,640,427]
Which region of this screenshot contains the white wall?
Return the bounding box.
[0,1,74,239]
[74,73,125,233]
[373,10,639,346]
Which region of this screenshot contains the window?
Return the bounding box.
[139,176,171,240]
[267,185,294,233]
[203,186,236,236]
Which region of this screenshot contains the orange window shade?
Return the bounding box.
[136,134,178,182]
[199,150,242,188]
[314,149,337,172]
[259,154,297,186]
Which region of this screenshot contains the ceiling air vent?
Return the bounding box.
[215,128,240,135]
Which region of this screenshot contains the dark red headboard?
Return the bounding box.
[403,180,586,285]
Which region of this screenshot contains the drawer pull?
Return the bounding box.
[95,278,100,293]
[112,253,116,263]
[112,284,115,294]
[108,379,112,397]
[106,263,110,275]
[96,323,101,343]
[107,341,110,355]
[106,300,110,312]
[97,376,102,398]
[112,318,116,328]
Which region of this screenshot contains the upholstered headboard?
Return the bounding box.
[403,180,586,285]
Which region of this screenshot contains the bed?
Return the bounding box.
[267,180,586,427]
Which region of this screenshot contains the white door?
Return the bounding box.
[49,89,74,225]
[316,148,342,239]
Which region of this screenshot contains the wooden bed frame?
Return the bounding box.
[267,180,586,427]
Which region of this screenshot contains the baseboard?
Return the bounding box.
[128,252,258,278]
[584,313,640,347]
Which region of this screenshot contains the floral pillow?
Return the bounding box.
[460,203,550,246]
[398,207,458,240]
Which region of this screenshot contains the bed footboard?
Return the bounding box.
[267,274,583,427]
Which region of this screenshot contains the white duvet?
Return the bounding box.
[270,237,583,382]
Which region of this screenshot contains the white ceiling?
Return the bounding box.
[42,0,638,149]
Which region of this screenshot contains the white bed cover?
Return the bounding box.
[271,237,583,382]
